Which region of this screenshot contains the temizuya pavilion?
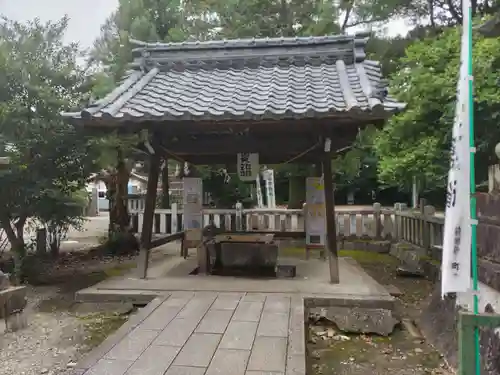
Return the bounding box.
[64,33,404,283]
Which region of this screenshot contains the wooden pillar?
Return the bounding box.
[314,163,326,260]
[160,157,170,209]
[322,149,339,284]
[137,152,161,279]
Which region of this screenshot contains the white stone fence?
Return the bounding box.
[128,198,445,249]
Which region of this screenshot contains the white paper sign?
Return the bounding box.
[306,177,326,247]
[237,153,259,181]
[441,2,472,296]
[183,178,203,231]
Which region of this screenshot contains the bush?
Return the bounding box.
[35,189,88,257]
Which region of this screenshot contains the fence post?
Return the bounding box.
[419,198,427,212]
[373,202,382,239]
[422,205,436,254]
[171,203,178,233]
[393,203,402,241]
[235,202,243,231]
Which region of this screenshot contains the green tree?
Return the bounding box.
[375,24,500,194]
[0,17,97,278]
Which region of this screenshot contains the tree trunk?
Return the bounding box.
[115,154,131,232]
[288,176,306,208]
[1,217,26,284]
[160,159,170,208]
[106,151,132,237]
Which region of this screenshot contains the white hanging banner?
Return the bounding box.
[183,178,203,242]
[306,177,326,248]
[441,3,472,296]
[237,153,259,181]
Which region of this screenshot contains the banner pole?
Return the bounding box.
[466,4,480,375]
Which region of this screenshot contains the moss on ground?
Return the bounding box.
[306,246,447,375]
[338,250,398,264]
[280,246,398,265]
[79,312,129,349]
[103,262,136,277]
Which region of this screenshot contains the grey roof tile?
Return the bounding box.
[65,33,404,123]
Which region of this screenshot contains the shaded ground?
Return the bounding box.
[0,245,175,375]
[306,250,451,375]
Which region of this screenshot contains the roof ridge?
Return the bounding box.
[130,34,363,52]
[128,33,369,72]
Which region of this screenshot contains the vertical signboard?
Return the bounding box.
[441,5,472,296]
[183,177,203,243]
[306,177,326,248]
[237,153,259,181]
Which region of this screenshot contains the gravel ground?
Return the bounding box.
[0,287,86,375]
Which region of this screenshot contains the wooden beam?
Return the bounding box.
[73,116,384,134]
[175,153,324,165]
[137,151,161,279]
[161,136,319,155]
[322,146,339,284]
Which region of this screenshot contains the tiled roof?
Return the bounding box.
[65,34,404,124]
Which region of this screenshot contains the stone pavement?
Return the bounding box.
[75,292,305,375]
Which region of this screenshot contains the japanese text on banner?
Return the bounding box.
[441,10,472,296]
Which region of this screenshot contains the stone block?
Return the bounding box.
[286,354,306,375]
[173,333,221,367]
[247,337,287,373]
[0,286,27,318]
[232,301,264,322]
[153,317,199,347]
[138,305,183,331]
[219,321,258,350]
[419,284,459,369]
[165,366,206,375]
[316,306,399,336]
[86,359,134,375]
[211,293,243,310]
[257,312,289,337]
[219,242,278,268]
[125,345,180,375]
[263,296,290,313]
[276,265,296,278]
[241,293,267,303]
[105,329,159,361]
[206,349,250,375]
[177,296,215,320]
[196,309,233,334]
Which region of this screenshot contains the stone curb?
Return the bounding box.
[74,293,171,372]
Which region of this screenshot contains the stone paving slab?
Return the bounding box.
[76,258,394,309]
[77,292,306,375]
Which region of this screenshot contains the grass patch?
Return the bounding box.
[79,312,129,349]
[103,262,136,277]
[338,249,398,264]
[279,247,308,256]
[280,246,398,265]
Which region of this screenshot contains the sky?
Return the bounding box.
[0,0,119,49]
[0,0,410,50]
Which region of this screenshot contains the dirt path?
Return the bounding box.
[307,251,451,375]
